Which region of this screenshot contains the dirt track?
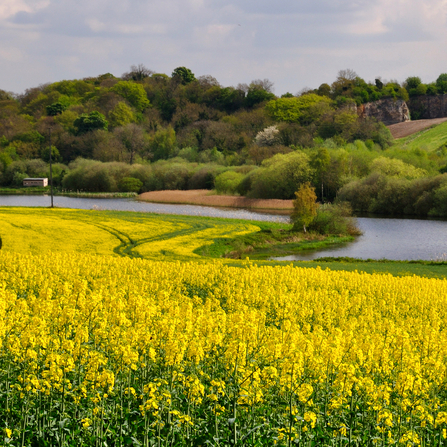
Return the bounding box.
[138,190,294,210]
[387,118,447,139]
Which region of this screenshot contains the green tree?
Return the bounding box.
[249,151,313,199]
[108,102,136,128]
[404,76,422,90]
[245,85,275,108]
[150,126,177,161]
[111,81,150,112]
[436,73,447,94]
[404,77,424,97]
[310,147,331,201]
[317,83,331,97]
[291,182,318,233]
[74,111,108,135]
[172,67,196,85]
[265,94,332,123]
[40,145,61,163]
[46,102,67,116]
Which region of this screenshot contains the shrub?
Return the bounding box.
[119,177,143,193]
[249,151,313,199]
[309,202,360,235]
[188,164,225,190]
[12,171,28,187]
[429,185,447,216]
[214,171,245,194]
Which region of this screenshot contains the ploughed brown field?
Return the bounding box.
[138,190,294,210]
[387,117,447,138]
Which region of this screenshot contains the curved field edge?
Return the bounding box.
[0,207,445,278]
[0,207,264,261]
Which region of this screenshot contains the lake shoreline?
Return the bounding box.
[0,188,137,198]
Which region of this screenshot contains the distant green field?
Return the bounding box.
[393,120,447,152]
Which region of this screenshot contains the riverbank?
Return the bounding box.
[195,223,356,260]
[138,189,294,210]
[0,188,137,198]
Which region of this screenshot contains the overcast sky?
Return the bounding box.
[1,0,447,95]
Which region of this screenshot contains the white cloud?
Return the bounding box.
[0,0,49,20]
[1,0,447,94]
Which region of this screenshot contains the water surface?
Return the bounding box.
[272,217,447,261]
[0,195,290,223]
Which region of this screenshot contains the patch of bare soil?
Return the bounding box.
[138,190,294,210]
[387,118,447,139]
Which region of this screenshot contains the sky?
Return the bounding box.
[1,0,447,96]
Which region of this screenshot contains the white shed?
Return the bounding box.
[23,178,48,187]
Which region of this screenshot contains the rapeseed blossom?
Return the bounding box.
[0,252,447,445]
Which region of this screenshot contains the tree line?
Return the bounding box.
[1,66,447,217]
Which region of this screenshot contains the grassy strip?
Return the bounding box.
[59,191,138,198]
[0,188,137,198]
[0,187,49,194]
[231,258,447,279]
[196,221,356,260]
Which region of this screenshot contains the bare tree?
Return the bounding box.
[122,64,154,81]
[197,75,221,89]
[250,78,274,93]
[336,69,358,82]
[296,87,313,97]
[236,83,249,94]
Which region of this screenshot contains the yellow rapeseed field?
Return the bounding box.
[1,251,447,446]
[0,207,258,260]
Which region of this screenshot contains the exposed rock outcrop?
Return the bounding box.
[408,94,447,120]
[357,99,410,125]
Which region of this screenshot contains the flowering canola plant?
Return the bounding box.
[1,251,447,446]
[0,207,258,260]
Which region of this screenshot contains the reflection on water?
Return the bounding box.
[272,217,447,261]
[0,195,291,223]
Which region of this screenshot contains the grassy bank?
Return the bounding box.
[196,224,355,260]
[0,187,137,198]
[59,191,138,198]
[0,187,50,194]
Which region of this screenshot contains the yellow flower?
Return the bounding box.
[81,418,91,429]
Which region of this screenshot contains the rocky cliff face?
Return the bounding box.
[357,98,410,125]
[408,94,447,120]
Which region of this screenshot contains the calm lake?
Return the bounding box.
[1,195,446,261]
[0,195,290,223]
[273,217,447,262]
